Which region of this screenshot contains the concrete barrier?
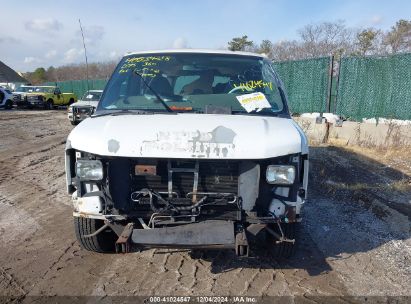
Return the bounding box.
[293,117,411,148]
[293,117,328,144]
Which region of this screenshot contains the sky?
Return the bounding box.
[0,0,410,72]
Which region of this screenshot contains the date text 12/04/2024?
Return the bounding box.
[148,296,258,303]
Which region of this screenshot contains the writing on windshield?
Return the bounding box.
[98,53,287,116]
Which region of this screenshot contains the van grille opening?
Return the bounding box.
[131,160,239,198]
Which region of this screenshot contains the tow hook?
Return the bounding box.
[266,225,295,244]
[235,226,249,257]
[115,223,134,253]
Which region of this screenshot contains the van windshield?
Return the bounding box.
[97,53,288,116]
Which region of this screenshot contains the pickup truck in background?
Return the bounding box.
[24,86,77,109]
[12,85,36,108]
[68,90,103,125]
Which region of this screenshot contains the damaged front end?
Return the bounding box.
[64,50,310,257]
[66,144,308,256]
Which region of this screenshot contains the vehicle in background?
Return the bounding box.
[25,86,77,109]
[0,87,14,109]
[66,49,309,258]
[67,90,103,125]
[12,85,36,108]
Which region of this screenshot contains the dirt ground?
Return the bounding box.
[0,110,410,302]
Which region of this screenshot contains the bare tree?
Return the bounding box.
[249,20,358,62]
[271,40,306,61]
[298,20,355,58]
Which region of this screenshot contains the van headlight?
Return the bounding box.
[75,160,103,180]
[266,165,295,185]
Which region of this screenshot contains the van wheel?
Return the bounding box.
[70,121,79,126]
[74,217,117,253]
[266,222,298,259]
[5,100,13,110]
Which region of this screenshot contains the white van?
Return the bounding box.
[65,50,309,257]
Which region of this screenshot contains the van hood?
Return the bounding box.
[67,114,308,159]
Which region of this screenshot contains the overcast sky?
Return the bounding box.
[0,0,410,72]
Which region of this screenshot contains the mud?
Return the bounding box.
[0,110,410,301]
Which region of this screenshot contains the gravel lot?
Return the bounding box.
[0,110,410,302]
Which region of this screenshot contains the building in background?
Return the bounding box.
[0,61,28,90]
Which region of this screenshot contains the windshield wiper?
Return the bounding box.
[232,110,282,117]
[92,109,154,118]
[133,70,175,113]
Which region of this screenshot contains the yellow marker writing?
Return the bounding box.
[233,80,273,91]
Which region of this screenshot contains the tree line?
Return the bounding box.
[24,61,117,85]
[24,19,410,84]
[228,19,411,60]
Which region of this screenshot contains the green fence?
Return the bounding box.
[336,53,411,120]
[273,57,331,114]
[44,79,107,99]
[43,53,411,121]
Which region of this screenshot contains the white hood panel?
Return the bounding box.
[67,114,306,159]
[71,100,99,107]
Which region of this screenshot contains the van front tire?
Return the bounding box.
[74,217,116,253]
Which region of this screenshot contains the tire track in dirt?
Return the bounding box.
[0,267,27,298]
[0,111,80,297]
[1,111,410,298]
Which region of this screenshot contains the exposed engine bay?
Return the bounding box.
[66,149,308,256]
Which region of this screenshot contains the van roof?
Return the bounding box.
[125,49,266,58]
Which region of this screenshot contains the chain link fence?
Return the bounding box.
[273,57,331,114]
[336,53,411,121]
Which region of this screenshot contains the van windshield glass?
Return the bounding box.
[97,53,287,116]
